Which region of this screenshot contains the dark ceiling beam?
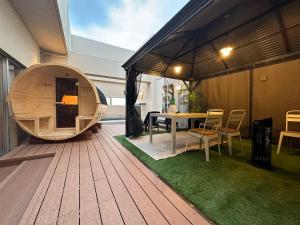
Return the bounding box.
[173,0,294,61]
[192,23,299,65]
[208,42,229,69]
[183,79,201,93]
[271,0,292,53]
[192,50,300,81]
[150,52,193,65]
[183,81,190,91]
[191,80,201,91]
[162,36,195,75]
[190,37,198,78]
[153,3,246,58]
[153,31,196,51]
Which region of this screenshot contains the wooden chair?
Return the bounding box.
[277,110,300,154]
[185,109,224,161]
[218,110,246,155]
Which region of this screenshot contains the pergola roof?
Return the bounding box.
[122,0,300,81]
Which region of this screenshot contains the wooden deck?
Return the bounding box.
[0,124,210,225]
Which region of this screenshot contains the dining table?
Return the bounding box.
[149,112,207,153]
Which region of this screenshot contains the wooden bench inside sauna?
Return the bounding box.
[8,63,107,141]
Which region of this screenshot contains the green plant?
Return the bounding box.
[188,89,207,112]
[170,97,176,105]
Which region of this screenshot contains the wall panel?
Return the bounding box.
[252,59,300,137]
[198,71,250,136]
[197,58,300,141]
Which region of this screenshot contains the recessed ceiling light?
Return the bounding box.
[174,66,182,74]
[220,46,233,58]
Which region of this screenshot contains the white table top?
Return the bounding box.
[150,112,207,119]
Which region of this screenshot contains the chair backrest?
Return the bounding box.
[286,110,300,131]
[203,109,224,132]
[226,110,246,130]
[143,111,160,125]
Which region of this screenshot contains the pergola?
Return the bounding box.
[123,0,300,137]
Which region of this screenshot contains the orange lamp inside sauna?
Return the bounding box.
[61,95,78,105]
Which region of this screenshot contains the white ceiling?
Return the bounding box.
[9,0,67,55]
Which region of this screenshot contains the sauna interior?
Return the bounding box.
[8,64,106,140]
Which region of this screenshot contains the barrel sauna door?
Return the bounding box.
[56,78,78,128]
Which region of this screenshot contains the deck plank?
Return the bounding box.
[57,142,80,225]
[79,140,102,225]
[102,126,210,225]
[98,131,192,225]
[87,139,124,225]
[18,143,65,225]
[95,134,170,225]
[9,144,38,158]
[0,124,210,225]
[34,142,72,225]
[46,143,59,154]
[34,144,51,155]
[92,136,147,225]
[0,143,29,160]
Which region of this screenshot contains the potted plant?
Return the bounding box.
[168,97,177,113]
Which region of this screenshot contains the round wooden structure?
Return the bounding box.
[8,63,107,141]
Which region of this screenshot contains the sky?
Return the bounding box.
[69,0,189,50]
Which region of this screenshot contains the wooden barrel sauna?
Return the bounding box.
[8,63,107,141]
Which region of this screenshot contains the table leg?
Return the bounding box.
[150,115,153,143]
[171,118,176,153]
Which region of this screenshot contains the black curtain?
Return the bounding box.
[125,66,144,137]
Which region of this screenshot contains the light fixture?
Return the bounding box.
[220,46,233,58]
[176,84,181,91]
[61,95,78,105]
[174,66,182,74]
[139,90,144,100]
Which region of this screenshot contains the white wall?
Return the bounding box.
[149,76,164,112]
[93,79,125,119]
[0,0,40,66]
[68,35,133,79]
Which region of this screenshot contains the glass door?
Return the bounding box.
[0,55,4,154]
[55,78,79,128]
[0,56,10,155]
[7,61,22,150]
[0,55,23,156]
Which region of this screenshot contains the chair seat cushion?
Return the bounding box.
[218,127,239,133]
[189,128,217,136]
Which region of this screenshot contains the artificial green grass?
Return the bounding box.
[114,134,300,225]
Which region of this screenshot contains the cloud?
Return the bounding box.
[71,0,188,50]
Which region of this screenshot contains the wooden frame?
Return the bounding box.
[7,63,106,141]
